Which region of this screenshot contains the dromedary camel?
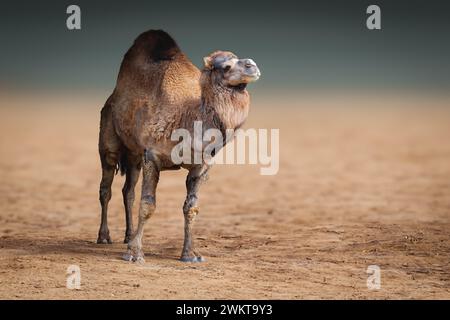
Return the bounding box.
[97,29,260,262]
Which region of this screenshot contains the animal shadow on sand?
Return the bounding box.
[0,235,183,262]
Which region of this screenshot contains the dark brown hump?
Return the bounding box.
[133,29,180,61]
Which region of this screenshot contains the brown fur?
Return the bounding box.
[96,30,259,262]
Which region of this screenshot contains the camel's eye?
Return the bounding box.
[223,65,231,72]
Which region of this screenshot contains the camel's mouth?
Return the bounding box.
[229,83,247,91]
[244,71,261,82]
[240,69,261,85]
[230,68,261,87]
[227,72,259,89]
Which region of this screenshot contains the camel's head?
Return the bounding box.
[203,51,260,89]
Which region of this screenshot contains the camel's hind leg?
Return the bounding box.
[97,155,117,244]
[122,153,142,243]
[97,102,121,244]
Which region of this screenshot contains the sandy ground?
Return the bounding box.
[0,91,449,299]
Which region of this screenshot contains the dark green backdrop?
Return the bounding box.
[1,0,449,93]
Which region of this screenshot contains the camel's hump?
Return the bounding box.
[132,29,180,61]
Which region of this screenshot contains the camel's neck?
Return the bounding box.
[199,81,250,134]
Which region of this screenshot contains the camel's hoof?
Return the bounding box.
[97,236,112,244]
[135,256,146,264]
[123,235,132,244]
[123,249,145,264]
[180,256,205,263]
[122,252,134,262]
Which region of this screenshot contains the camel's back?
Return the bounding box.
[109,30,201,151]
[115,30,201,102]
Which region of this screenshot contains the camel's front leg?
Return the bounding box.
[123,151,160,263]
[180,165,210,262]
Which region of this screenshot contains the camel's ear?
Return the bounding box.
[203,56,213,69]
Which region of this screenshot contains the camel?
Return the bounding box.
[96,29,260,262]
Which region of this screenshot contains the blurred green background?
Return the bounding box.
[1,0,449,95]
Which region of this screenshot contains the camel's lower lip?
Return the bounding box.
[245,73,260,82]
[229,73,260,86]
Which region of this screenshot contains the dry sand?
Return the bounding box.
[0,91,449,299]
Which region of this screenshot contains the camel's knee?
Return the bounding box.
[183,195,198,212]
[184,206,199,222]
[139,195,156,220]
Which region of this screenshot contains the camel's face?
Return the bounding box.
[204,51,261,87]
